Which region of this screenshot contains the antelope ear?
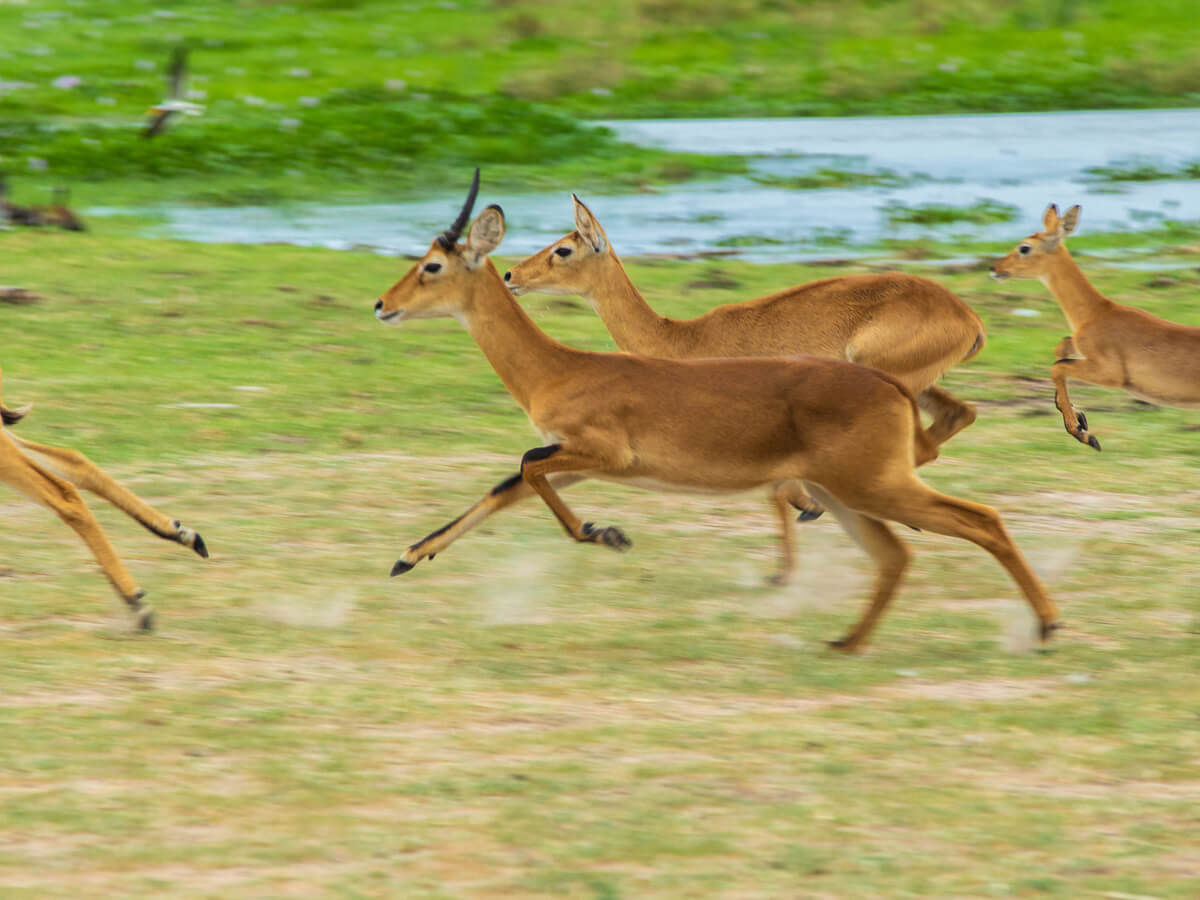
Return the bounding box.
[464,204,505,268]
[1042,203,1060,233]
[572,193,607,254]
[1060,204,1080,237]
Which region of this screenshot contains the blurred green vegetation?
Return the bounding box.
[2,0,1199,204]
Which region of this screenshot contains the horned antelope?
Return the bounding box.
[503,194,986,581]
[992,204,1200,450]
[0,367,208,629]
[371,171,1060,651]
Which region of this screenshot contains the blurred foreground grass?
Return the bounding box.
[2,0,1200,205]
[0,229,1196,896]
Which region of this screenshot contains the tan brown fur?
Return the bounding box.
[0,365,208,629]
[992,204,1200,449]
[503,195,984,580]
[374,179,1058,651]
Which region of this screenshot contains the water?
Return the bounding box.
[118,108,1200,261]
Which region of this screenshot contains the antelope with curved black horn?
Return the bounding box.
[371,170,1060,652]
[437,167,480,250]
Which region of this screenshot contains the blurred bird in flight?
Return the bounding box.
[144,46,205,138]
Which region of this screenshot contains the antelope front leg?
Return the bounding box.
[390,471,586,575]
[1050,356,1126,451]
[9,434,208,558]
[520,444,632,551]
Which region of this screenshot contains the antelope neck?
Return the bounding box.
[1040,248,1114,331]
[586,253,679,357]
[460,261,579,412]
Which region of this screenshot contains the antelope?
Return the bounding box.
[503,194,987,581]
[0,368,208,630]
[0,173,45,227]
[372,171,1060,651]
[41,188,86,232]
[992,204,1200,450]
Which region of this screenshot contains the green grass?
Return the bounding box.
[0,227,1197,896]
[1085,159,1200,182]
[884,198,1021,227]
[752,169,914,190]
[3,0,1200,206]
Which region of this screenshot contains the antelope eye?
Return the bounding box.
[1018,244,1032,255]
[553,247,573,258]
[424,262,442,273]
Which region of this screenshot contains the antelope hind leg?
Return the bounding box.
[0,439,153,628]
[9,434,208,557]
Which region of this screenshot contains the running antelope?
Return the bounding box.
[372,171,1059,651]
[0,368,208,629]
[503,194,986,581]
[992,204,1200,450]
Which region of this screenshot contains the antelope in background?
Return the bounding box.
[0,176,86,231]
[992,204,1200,450]
[372,171,1060,652]
[0,172,44,227]
[0,368,208,630]
[504,194,986,582]
[41,188,86,232]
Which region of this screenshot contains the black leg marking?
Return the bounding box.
[490,472,524,496]
[520,444,562,469]
[1076,410,1088,432]
[416,513,465,547]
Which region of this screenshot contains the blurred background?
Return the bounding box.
[3,0,1200,257]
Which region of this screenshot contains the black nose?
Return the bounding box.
[503,271,511,282]
[374,299,382,311]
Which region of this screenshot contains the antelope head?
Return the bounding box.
[374,169,507,325]
[991,203,1080,281]
[504,194,612,297]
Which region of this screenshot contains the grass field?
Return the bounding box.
[3,0,1200,206]
[0,226,1197,897]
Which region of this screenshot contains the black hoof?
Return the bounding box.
[826,637,858,652]
[582,522,632,551]
[390,559,415,576]
[1086,434,1101,451]
[1076,411,1088,431]
[192,532,209,559]
[135,605,154,632]
[1040,621,1064,640]
[796,508,824,523]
